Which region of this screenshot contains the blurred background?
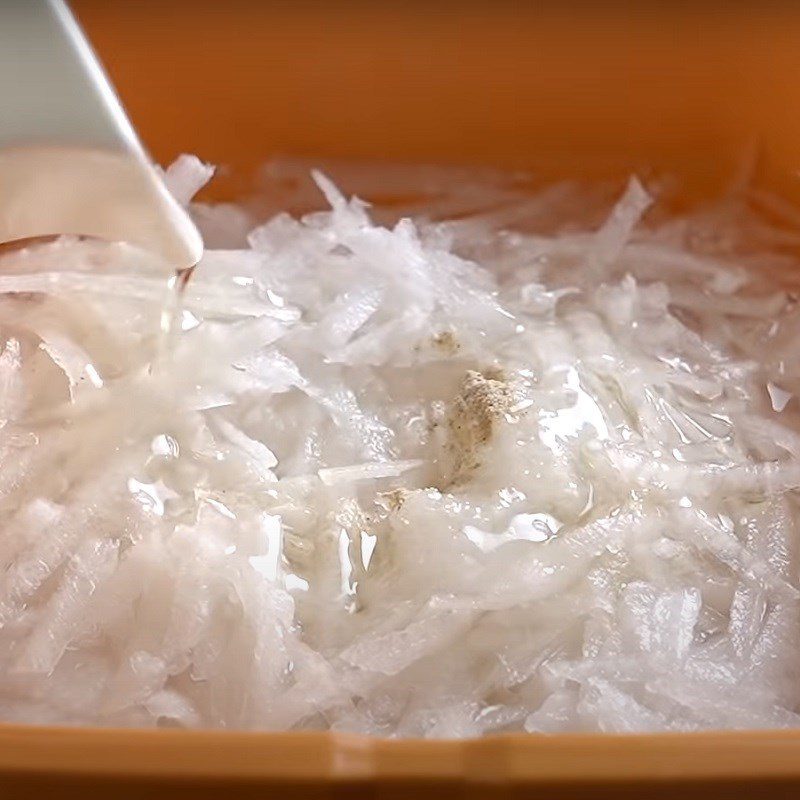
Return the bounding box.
[70,1,800,202]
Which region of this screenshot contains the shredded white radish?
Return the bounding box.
[1,157,800,736]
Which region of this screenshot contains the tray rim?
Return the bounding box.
[2,725,800,784]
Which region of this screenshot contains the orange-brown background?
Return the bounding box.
[72,1,800,201]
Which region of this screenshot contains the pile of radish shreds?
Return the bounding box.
[2,155,800,736]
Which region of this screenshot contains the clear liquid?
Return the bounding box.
[156,266,195,364]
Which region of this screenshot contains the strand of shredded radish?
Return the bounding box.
[1,155,800,735]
